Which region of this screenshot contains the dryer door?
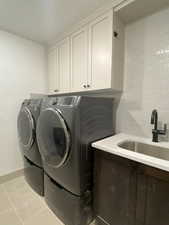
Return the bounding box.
[17,107,35,149]
[37,108,70,168]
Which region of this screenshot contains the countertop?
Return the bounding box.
[92,133,169,172]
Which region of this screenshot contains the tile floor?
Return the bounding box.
[0,176,95,225]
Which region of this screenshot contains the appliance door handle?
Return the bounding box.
[22,107,35,147]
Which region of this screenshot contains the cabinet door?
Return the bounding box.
[58,38,70,92]
[70,27,88,92]
[145,177,169,225]
[48,48,59,93]
[89,11,113,90]
[94,151,137,225]
[136,167,169,225]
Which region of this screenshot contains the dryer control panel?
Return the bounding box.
[41,96,79,110]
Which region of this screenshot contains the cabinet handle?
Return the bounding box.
[87,84,90,88]
[83,85,87,88]
[54,89,59,92]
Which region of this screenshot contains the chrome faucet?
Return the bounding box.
[151,109,167,142]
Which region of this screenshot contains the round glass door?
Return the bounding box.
[37,108,70,168]
[17,107,35,148]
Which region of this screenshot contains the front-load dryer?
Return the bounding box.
[36,96,113,225]
[17,98,44,196]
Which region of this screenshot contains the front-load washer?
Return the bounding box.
[17,98,44,196]
[36,96,113,225]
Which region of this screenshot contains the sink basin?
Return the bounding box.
[118,141,169,161]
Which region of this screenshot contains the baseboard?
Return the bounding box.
[0,169,24,184]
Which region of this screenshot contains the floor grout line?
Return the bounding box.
[1,183,25,225]
[0,208,13,216]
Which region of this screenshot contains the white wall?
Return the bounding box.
[116,7,169,141]
[0,30,47,176]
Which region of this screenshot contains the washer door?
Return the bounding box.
[37,108,70,168]
[17,107,35,149]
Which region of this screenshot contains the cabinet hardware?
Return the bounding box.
[54,89,59,92]
[87,84,90,88]
[83,85,87,88]
[114,31,118,38]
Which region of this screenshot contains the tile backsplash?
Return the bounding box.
[116,6,169,141]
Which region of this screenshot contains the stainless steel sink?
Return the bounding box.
[118,141,169,161]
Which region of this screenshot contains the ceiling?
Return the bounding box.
[0,0,112,45]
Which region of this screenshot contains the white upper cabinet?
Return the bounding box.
[47,9,124,94]
[48,48,59,93]
[70,27,88,92]
[48,38,70,93]
[57,38,71,93]
[88,11,113,90]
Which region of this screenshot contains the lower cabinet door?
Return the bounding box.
[94,151,137,225]
[94,151,169,225]
[136,166,169,225]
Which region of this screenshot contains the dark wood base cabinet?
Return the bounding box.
[93,150,169,225]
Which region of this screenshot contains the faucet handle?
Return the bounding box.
[159,123,167,135]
